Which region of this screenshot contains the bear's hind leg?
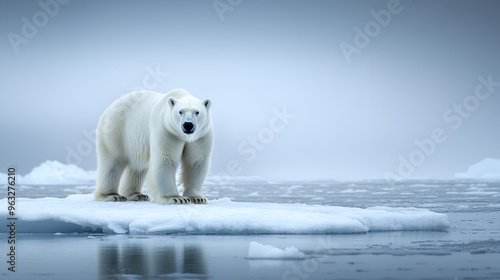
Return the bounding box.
[119,167,150,201]
[95,159,127,202]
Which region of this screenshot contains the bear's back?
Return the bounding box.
[97,91,163,160]
[165,88,197,102]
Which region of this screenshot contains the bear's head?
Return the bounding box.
[166,95,212,142]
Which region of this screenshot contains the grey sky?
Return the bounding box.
[1,0,499,181]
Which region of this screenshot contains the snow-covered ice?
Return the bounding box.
[0,160,96,185]
[247,241,305,259]
[0,194,449,234]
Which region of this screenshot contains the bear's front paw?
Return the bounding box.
[159,196,192,205]
[103,195,128,202]
[127,193,150,201]
[189,196,208,204]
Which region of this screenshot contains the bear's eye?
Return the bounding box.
[179,111,183,115]
[195,111,199,116]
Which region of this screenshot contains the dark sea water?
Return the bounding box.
[1,180,499,279]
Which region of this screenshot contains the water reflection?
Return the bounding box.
[183,245,207,275]
[98,238,207,279]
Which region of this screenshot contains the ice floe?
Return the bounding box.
[0,194,450,235]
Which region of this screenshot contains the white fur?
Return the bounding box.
[94,89,213,204]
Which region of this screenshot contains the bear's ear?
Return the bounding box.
[202,98,212,110]
[167,97,177,108]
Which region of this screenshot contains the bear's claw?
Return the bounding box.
[103,195,128,202]
[127,194,150,201]
[160,196,192,205]
[189,196,208,204]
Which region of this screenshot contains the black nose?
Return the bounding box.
[182,122,194,133]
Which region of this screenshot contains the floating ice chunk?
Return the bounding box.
[248,241,306,259]
[455,158,500,179]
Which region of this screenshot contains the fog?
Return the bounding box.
[1,0,499,180]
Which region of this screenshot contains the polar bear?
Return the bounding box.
[94,89,213,204]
